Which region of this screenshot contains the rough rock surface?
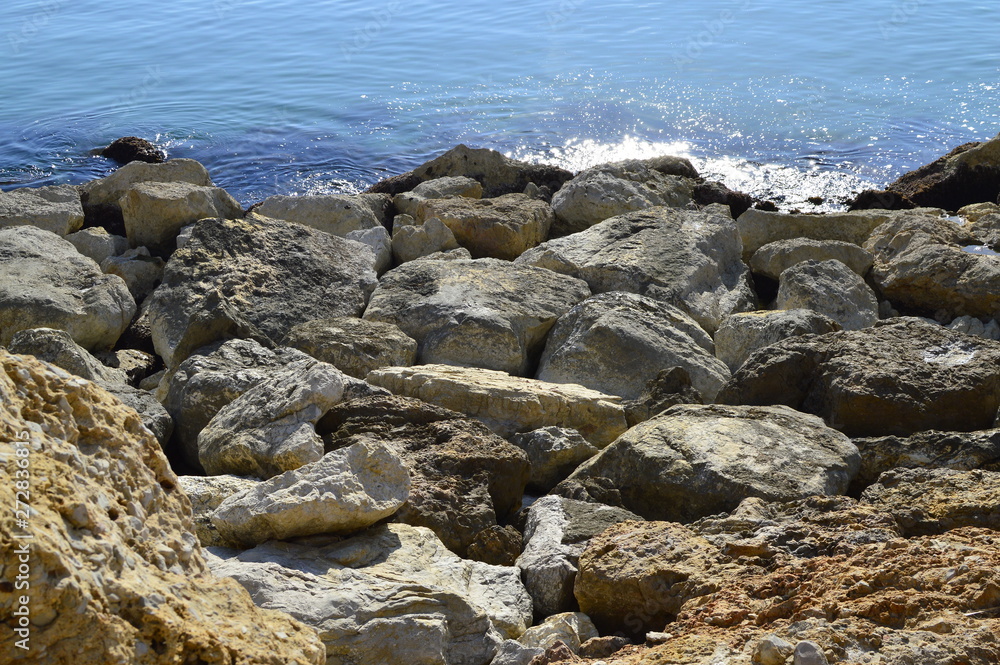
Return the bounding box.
[0,350,325,664]
[0,183,84,235]
[567,404,860,522]
[516,612,598,653]
[516,206,755,333]
[749,238,874,279]
[367,364,629,447]
[145,215,379,368]
[713,309,841,373]
[101,247,166,301]
[417,193,553,259]
[511,427,599,493]
[254,193,387,238]
[120,180,242,253]
[0,226,136,351]
[775,259,880,330]
[319,395,529,558]
[101,136,166,164]
[209,523,533,665]
[178,474,261,547]
[717,318,1000,437]
[393,175,484,218]
[281,316,417,379]
[363,258,591,376]
[65,227,130,264]
[536,292,730,401]
[391,215,461,263]
[211,439,410,547]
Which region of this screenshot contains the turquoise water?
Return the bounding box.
[1,0,998,208]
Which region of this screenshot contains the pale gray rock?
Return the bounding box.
[776,259,879,330]
[391,215,461,263]
[211,439,410,547]
[281,316,417,379]
[793,641,830,665]
[516,205,755,333]
[345,225,391,274]
[947,314,1000,340]
[393,175,483,219]
[80,158,212,208]
[755,635,795,665]
[489,640,542,665]
[101,246,166,301]
[537,292,729,401]
[120,180,242,253]
[750,238,874,279]
[252,193,385,238]
[0,183,84,235]
[66,227,129,264]
[713,309,842,373]
[0,226,135,351]
[100,383,174,447]
[511,427,599,493]
[178,474,261,547]
[516,612,598,652]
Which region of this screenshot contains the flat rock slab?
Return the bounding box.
[0,183,84,235]
[717,318,1000,437]
[367,364,629,447]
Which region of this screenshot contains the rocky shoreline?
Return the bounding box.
[2,134,1000,665]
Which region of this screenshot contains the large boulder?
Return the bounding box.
[209,523,533,665]
[0,350,325,664]
[318,394,529,558]
[178,474,261,547]
[101,247,166,301]
[281,316,417,379]
[717,318,1000,437]
[393,175,483,219]
[749,238,874,280]
[510,427,599,493]
[713,309,841,373]
[391,215,461,263]
[775,259,879,330]
[367,364,629,447]
[363,258,590,376]
[416,193,553,259]
[254,193,388,237]
[119,180,242,253]
[566,404,860,522]
[516,205,755,333]
[65,227,129,264]
[0,226,135,351]
[536,292,730,401]
[145,214,379,368]
[0,183,84,235]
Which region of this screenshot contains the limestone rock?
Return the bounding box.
[0,226,135,351]
[211,439,410,547]
[0,183,84,235]
[281,316,417,379]
[367,364,629,447]
[363,258,590,376]
[65,227,129,264]
[345,224,392,274]
[145,215,378,368]
[254,193,386,238]
[417,193,553,260]
[120,180,242,253]
[775,259,879,330]
[567,404,860,522]
[490,640,544,665]
[468,525,523,567]
[717,318,1000,437]
[537,292,730,401]
[9,327,126,384]
[101,246,166,301]
[198,358,345,478]
[516,206,755,333]
[393,175,483,218]
[750,238,874,279]
[969,212,1000,249]
[102,383,175,447]
[391,215,461,263]
[517,612,598,653]
[178,474,261,547]
[713,309,841,373]
[0,350,325,664]
[959,201,1000,223]
[511,427,599,493]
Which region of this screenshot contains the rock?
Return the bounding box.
[517,612,599,653]
[198,358,345,478]
[101,135,166,164]
[527,642,576,665]
[692,180,755,219]
[970,212,1000,250]
[491,640,544,665]
[391,215,462,263]
[958,201,1000,223]
[713,309,841,373]
[178,474,261,547]
[65,226,130,264]
[394,175,483,219]
[211,439,410,547]
[749,238,874,279]
[0,350,326,664]
[416,193,553,259]
[860,467,1000,536]
[8,327,126,384]
[363,258,591,376]
[103,383,175,446]
[468,525,523,567]
[209,523,533,663]
[948,314,1000,340]
[101,246,166,301]
[0,183,84,235]
[145,214,378,368]
[345,224,392,274]
[536,292,730,401]
[754,635,795,665]
[550,160,695,235]
[793,641,829,665]
[516,496,640,618]
[511,427,599,493]
[281,316,417,379]
[254,193,387,238]
[516,206,755,333]
[0,226,136,351]
[578,636,630,659]
[367,364,629,447]
[567,404,859,522]
[717,318,1000,437]
[119,180,243,254]
[775,259,879,330]
[622,366,706,426]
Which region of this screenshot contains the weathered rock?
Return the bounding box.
[319,394,529,557]
[211,439,409,547]
[198,358,345,478]
[102,383,175,447]
[717,318,1000,437]
[345,224,392,274]
[517,496,640,618]
[209,523,533,663]
[713,309,841,373]
[537,292,729,401]
[254,193,387,238]
[754,635,795,665]
[178,474,261,547]
[394,175,484,219]
[101,246,166,301]
[367,364,629,447]
[391,215,461,263]
[101,135,166,164]
[281,316,417,379]
[860,467,1000,536]
[511,427,599,493]
[0,226,136,351]
[567,404,859,522]
[416,193,553,260]
[516,206,755,333]
[9,327,126,384]
[0,183,84,235]
[959,201,1000,223]
[550,160,695,235]
[0,350,326,664]
[517,612,598,653]
[692,180,756,219]
[969,212,1000,249]
[65,226,129,264]
[468,525,523,567]
[749,238,874,280]
[363,258,590,376]
[145,215,378,368]
[119,180,242,253]
[775,259,879,330]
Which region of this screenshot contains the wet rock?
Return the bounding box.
[692,180,755,219]
[713,309,841,373]
[517,612,599,653]
[178,474,260,547]
[750,238,874,279]
[391,215,461,262]
[775,259,879,330]
[848,188,916,211]
[101,136,166,164]
[254,193,388,237]
[65,226,129,263]
[0,183,84,235]
[511,427,599,493]
[417,193,553,259]
[281,316,417,379]
[101,246,166,301]
[119,180,242,254]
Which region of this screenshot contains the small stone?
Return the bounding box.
[793,640,829,665]
[754,634,794,665]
